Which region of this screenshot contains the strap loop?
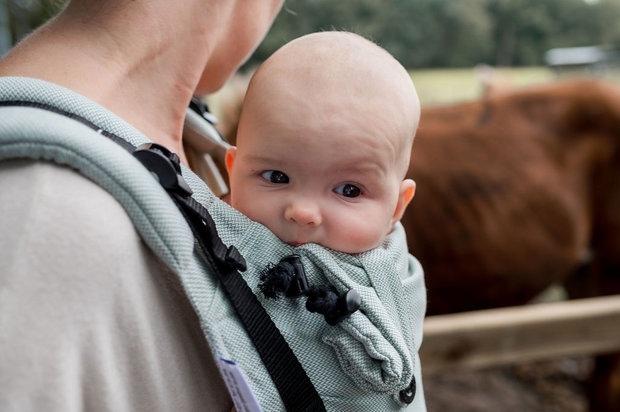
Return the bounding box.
[224,244,247,272]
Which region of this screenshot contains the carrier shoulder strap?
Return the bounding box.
[0,100,325,412]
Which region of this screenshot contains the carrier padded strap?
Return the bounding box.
[0,100,136,153]
[0,100,325,411]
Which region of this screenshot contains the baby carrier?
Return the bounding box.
[0,77,426,411]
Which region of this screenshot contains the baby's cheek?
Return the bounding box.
[234,192,273,225]
[328,212,386,254]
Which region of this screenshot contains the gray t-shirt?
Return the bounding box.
[0,160,232,411]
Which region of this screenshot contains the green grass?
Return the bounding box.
[410,66,620,107]
[208,66,620,119]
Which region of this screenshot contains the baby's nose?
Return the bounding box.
[284,201,322,226]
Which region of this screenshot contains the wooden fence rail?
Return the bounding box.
[419,294,620,375]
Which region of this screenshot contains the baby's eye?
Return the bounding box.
[334,184,361,198]
[261,170,289,184]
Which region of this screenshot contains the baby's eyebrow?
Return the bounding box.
[336,161,387,177]
[243,153,281,164]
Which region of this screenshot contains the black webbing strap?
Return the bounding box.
[0,100,325,412]
[172,194,325,412]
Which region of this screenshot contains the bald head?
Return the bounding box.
[238,31,420,176]
[229,32,420,251]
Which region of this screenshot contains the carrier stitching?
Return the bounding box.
[0,101,135,152]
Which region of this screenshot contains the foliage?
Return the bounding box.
[0,0,66,54]
[249,0,620,69]
[2,0,620,69]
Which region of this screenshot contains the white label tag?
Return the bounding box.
[217,356,262,412]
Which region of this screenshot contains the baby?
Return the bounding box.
[225,31,420,253]
[223,31,426,409]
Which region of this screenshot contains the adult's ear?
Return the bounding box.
[225,146,237,176]
[392,178,416,225]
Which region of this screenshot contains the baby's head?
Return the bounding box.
[226,31,420,253]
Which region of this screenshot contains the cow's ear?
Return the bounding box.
[225,146,237,176]
[392,178,416,224]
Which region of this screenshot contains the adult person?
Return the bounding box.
[0,1,283,411]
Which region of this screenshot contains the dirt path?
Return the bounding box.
[423,356,593,412]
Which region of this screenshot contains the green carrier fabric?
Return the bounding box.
[0,77,427,411]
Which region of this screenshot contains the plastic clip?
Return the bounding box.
[189,96,219,125]
[133,143,193,196]
[324,289,361,326]
[259,254,309,299]
[281,255,309,297]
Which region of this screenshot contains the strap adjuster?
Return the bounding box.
[323,289,361,326]
[133,143,193,196]
[281,254,310,297]
[224,245,247,272]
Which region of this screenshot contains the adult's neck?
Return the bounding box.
[0,2,218,162]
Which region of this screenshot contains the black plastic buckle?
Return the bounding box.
[281,255,309,297]
[133,143,193,196]
[324,289,361,326]
[189,96,219,125]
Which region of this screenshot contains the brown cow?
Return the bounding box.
[402,78,620,412]
[405,78,620,315]
[211,77,620,412]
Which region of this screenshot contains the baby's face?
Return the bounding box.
[227,32,419,253]
[227,93,414,253]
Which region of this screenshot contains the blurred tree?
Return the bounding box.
[583,0,620,45]
[487,0,620,66]
[249,0,488,68]
[0,0,66,55]
[2,0,619,69]
[408,0,492,67]
[249,0,620,69]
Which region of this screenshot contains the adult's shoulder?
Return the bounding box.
[0,159,144,267]
[0,159,232,411]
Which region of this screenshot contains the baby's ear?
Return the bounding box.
[225,146,237,176]
[392,179,416,225]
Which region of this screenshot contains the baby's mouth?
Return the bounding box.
[287,241,304,247]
